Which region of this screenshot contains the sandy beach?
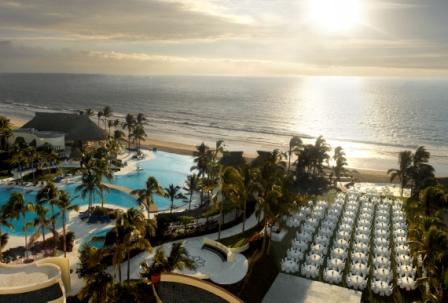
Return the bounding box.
[6,114,396,183]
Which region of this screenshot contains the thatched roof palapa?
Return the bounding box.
[22,112,107,142]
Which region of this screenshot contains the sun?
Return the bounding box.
[308,0,362,33]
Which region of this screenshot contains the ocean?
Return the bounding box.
[0,73,447,175]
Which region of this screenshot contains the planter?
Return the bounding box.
[151,273,161,284]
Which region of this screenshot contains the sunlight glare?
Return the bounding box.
[308,0,362,33]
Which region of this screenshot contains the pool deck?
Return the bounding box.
[262,273,362,303]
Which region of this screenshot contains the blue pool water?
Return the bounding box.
[81,227,111,250]
[112,151,194,210]
[0,151,194,236]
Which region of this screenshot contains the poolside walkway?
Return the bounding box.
[102,210,260,290]
[262,273,362,303]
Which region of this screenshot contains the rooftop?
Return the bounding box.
[22,112,107,142]
[13,128,65,139]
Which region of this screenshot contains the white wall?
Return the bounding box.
[9,130,65,150]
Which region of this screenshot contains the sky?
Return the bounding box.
[0,0,447,76]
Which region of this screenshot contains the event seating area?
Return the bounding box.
[281,191,416,297]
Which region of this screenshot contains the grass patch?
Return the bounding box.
[218,223,263,248]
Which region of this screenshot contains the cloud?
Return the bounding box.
[0,0,259,41]
[1,40,448,77]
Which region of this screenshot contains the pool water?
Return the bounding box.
[111,151,194,210]
[0,151,194,236]
[81,227,111,250]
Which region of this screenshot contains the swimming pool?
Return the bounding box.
[111,151,194,210]
[0,151,194,236]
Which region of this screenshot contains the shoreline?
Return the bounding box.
[5,114,446,182]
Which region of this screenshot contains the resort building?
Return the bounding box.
[0,257,71,303]
[9,112,107,155]
[8,128,65,150]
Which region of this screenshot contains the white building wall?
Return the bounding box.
[9,130,65,150]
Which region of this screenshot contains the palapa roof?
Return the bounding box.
[22,112,107,142]
[219,151,246,167]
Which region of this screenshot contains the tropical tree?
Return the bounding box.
[76,148,112,208]
[0,232,8,260]
[0,115,12,150]
[409,225,448,303]
[23,146,38,183]
[9,144,27,183]
[131,124,147,153]
[388,150,413,197]
[165,184,185,213]
[54,190,79,257]
[288,136,302,172]
[5,192,34,258]
[102,106,113,130]
[131,176,167,218]
[30,203,51,252]
[140,242,195,299]
[332,146,347,186]
[37,181,60,252]
[136,113,146,126]
[410,146,435,196]
[183,174,200,210]
[77,245,112,303]
[85,108,95,117]
[107,208,152,282]
[122,114,136,150]
[218,166,246,237]
[97,110,103,128]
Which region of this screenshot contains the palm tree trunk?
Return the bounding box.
[288,148,291,172]
[151,283,163,303]
[62,213,67,257]
[23,214,28,259]
[242,200,247,233]
[170,199,174,214]
[118,263,122,283]
[127,252,131,282]
[188,192,192,210]
[217,201,223,240]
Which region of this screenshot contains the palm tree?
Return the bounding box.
[97,110,103,128]
[140,242,195,299]
[106,208,152,283]
[122,114,136,150]
[30,203,51,252]
[78,270,113,303]
[107,120,114,138]
[136,113,147,125]
[165,184,185,213]
[409,225,448,303]
[332,146,347,186]
[54,190,79,257]
[288,136,302,172]
[131,176,167,218]
[102,106,113,130]
[0,231,8,260]
[388,150,413,196]
[85,108,95,117]
[77,245,112,303]
[183,174,200,210]
[9,144,27,183]
[0,115,12,150]
[37,181,60,253]
[76,171,104,209]
[132,124,147,153]
[410,146,435,196]
[5,192,34,258]
[219,166,246,237]
[23,146,38,183]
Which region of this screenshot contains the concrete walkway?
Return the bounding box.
[262,273,362,303]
